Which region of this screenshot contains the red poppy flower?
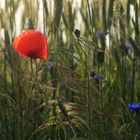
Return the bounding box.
[13,29,48,59]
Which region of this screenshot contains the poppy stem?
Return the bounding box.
[30,59,44,92]
[30,58,46,129]
[30,59,36,80]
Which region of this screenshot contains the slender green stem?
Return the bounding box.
[131,58,135,103]
[100,65,104,140]
[86,0,94,40]
[78,40,91,139]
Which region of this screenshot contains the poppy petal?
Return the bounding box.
[40,35,48,59]
[13,30,48,60]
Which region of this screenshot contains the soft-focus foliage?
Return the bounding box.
[0,0,140,139]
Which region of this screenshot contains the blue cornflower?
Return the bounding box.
[128,103,140,111]
[96,31,102,39]
[47,60,53,72]
[126,43,133,50]
[92,74,99,81]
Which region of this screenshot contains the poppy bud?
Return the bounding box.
[90,71,95,78]
[28,18,34,29]
[97,51,104,64]
[74,29,80,38]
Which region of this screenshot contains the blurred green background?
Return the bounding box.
[0,0,140,139]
